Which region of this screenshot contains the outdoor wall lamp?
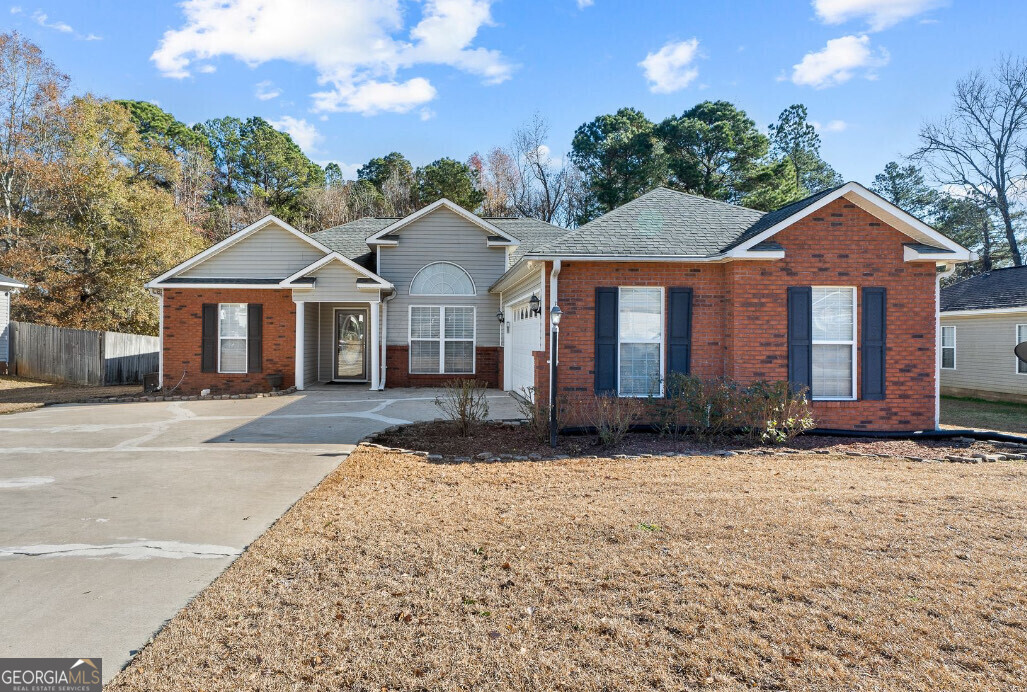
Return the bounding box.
[496,309,505,323]
[529,294,541,316]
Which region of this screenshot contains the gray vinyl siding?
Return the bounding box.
[293,261,373,303]
[303,302,318,385]
[940,313,1027,398]
[181,224,325,279]
[379,207,506,347]
[0,291,10,362]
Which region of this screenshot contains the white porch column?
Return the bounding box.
[369,300,380,390]
[295,301,305,391]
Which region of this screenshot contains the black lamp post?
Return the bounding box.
[549,304,562,448]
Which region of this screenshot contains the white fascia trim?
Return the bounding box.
[146,282,288,289]
[365,198,519,245]
[279,252,393,289]
[903,245,958,262]
[489,259,540,294]
[147,215,333,288]
[942,306,1027,317]
[728,182,975,262]
[521,251,785,263]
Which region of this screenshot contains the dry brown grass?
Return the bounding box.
[941,396,1027,435]
[109,450,1027,691]
[0,375,139,414]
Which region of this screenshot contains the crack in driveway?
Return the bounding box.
[0,540,241,560]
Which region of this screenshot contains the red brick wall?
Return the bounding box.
[541,199,939,432]
[162,289,296,395]
[386,345,500,388]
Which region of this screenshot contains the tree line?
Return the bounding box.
[0,31,1023,336]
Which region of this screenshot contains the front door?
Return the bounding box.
[334,309,367,381]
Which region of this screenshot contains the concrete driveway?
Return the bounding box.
[0,387,519,682]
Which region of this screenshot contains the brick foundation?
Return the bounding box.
[385,345,500,388]
[162,288,296,396]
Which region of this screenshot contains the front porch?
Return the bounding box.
[294,300,383,391]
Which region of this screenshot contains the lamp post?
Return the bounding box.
[549,304,562,448]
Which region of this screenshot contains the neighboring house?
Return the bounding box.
[148,181,973,431]
[0,273,27,375]
[940,266,1027,404]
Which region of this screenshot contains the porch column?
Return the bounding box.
[369,300,380,390]
[295,301,305,391]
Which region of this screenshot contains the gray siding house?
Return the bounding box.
[941,266,1027,403]
[0,273,27,374]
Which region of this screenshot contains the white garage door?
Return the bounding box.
[507,301,542,400]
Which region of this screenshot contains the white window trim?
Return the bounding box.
[941,325,957,371]
[408,305,476,375]
[409,262,477,297]
[217,302,248,374]
[1016,324,1027,375]
[811,286,857,402]
[616,286,665,398]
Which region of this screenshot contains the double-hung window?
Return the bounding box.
[1017,325,1026,375]
[811,287,856,400]
[218,303,248,373]
[410,306,475,374]
[618,287,663,397]
[941,326,956,370]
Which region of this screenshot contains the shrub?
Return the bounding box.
[741,380,816,444]
[435,379,490,436]
[514,387,551,443]
[574,394,643,446]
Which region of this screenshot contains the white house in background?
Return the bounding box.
[0,272,27,375]
[940,265,1027,404]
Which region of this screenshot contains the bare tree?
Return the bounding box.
[915,56,1027,266]
[509,113,569,224]
[469,148,517,217]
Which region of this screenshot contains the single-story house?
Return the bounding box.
[0,272,27,375]
[940,265,1027,404]
[147,181,973,431]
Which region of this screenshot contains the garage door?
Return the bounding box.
[507,301,542,400]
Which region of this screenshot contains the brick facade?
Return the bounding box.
[162,288,296,395]
[539,199,938,432]
[386,345,500,388]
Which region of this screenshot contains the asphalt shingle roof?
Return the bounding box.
[532,187,767,257]
[722,185,844,251]
[941,266,1027,312]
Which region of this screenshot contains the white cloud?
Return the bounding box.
[639,38,701,94]
[197,64,216,74]
[791,34,888,88]
[10,6,22,15]
[813,119,848,132]
[152,0,514,116]
[254,80,281,101]
[812,0,944,31]
[268,116,322,152]
[576,0,594,8]
[317,160,361,179]
[33,10,72,32]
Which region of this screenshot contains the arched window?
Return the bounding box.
[409,262,475,295]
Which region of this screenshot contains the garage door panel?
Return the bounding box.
[507,303,541,401]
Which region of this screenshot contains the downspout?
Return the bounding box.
[935,262,956,430]
[548,259,561,399]
[380,290,396,390]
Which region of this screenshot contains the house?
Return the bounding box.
[0,273,27,375]
[148,181,973,431]
[940,265,1027,404]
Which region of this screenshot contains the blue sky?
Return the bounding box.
[8,0,1027,185]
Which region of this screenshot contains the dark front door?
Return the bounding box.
[334,309,367,381]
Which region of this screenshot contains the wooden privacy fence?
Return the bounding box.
[10,321,159,386]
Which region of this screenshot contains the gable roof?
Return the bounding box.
[364,198,518,245]
[0,273,27,289]
[280,252,392,290]
[941,266,1027,312]
[526,183,974,262]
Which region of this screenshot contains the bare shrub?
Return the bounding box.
[741,380,816,444]
[434,379,490,436]
[513,387,550,443]
[575,394,643,446]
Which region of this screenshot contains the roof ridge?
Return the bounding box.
[651,185,765,215]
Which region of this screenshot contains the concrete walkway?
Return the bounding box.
[0,387,519,682]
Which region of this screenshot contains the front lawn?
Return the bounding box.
[941,395,1027,435]
[109,448,1027,690]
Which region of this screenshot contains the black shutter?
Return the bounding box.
[201,303,217,373]
[787,287,813,395]
[247,303,263,374]
[667,287,693,378]
[594,287,618,394]
[861,287,886,400]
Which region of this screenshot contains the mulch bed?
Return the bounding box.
[371,420,1024,463]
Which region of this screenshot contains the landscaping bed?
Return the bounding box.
[371,420,1024,464]
[109,446,1027,691]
